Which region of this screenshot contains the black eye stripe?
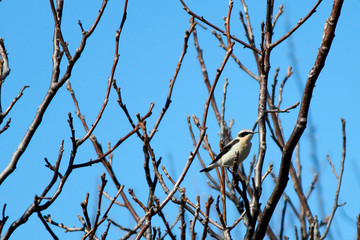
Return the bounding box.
[238,131,253,137]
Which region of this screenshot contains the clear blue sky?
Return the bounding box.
[0,0,359,239]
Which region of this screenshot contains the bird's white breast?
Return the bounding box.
[219,141,251,167]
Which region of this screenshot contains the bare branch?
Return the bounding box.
[279,197,287,240]
[0,38,10,81]
[326,155,338,179]
[0,0,109,185]
[270,67,280,106]
[212,31,259,81]
[149,21,196,140]
[179,0,260,53]
[277,66,293,109]
[261,163,273,183]
[155,198,177,240]
[271,0,323,48]
[239,0,255,44]
[201,196,214,240]
[0,118,11,134]
[0,204,8,237]
[48,0,72,60]
[1,85,29,123]
[128,189,147,213]
[35,198,59,240]
[254,0,345,237]
[160,39,235,212]
[45,214,84,232]
[192,20,223,124]
[321,118,347,239]
[306,173,318,199]
[272,4,284,29]
[265,101,300,113]
[190,196,200,240]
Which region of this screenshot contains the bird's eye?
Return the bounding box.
[238,132,247,137]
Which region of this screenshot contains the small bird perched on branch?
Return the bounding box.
[200,129,257,172]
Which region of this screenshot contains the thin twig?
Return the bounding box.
[265,101,299,113]
[0,118,11,134]
[0,38,10,81]
[88,173,107,240]
[179,0,260,53]
[279,198,287,240]
[148,21,196,140]
[192,19,221,125]
[261,163,273,183]
[190,196,200,240]
[271,0,323,48]
[0,204,8,236]
[154,198,177,240]
[35,200,59,240]
[0,0,109,187]
[271,68,280,106]
[277,66,293,109]
[1,85,29,120]
[272,5,284,29]
[201,196,214,240]
[128,189,147,212]
[211,31,259,81]
[326,155,338,179]
[45,214,84,232]
[306,173,318,199]
[321,118,347,239]
[81,193,92,231]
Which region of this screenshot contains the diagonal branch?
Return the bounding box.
[253,0,345,238]
[179,0,260,53]
[0,0,109,185]
[271,0,322,48]
[148,21,196,140]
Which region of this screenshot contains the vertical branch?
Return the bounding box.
[88,173,107,240]
[190,196,200,240]
[250,1,274,238]
[220,167,227,225]
[0,38,10,82]
[201,196,214,240]
[219,0,234,226]
[239,0,261,73]
[180,190,186,240]
[0,38,10,122]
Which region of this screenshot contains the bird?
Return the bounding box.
[200,129,257,172]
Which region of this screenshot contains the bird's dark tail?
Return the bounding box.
[200,167,211,173]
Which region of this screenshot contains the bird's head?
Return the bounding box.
[237,129,257,142]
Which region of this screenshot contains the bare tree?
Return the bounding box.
[0,0,350,239]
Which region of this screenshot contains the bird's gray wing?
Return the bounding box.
[211,138,240,163]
